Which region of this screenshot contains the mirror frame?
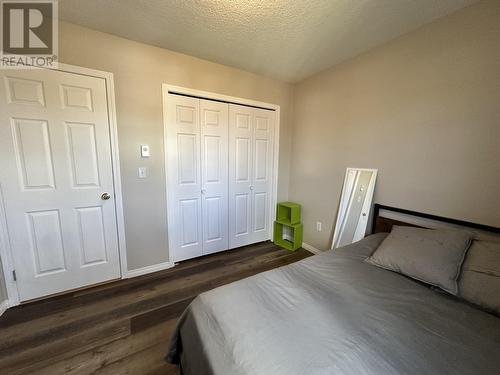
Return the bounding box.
[331,168,378,249]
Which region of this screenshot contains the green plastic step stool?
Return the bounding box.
[274,202,303,251]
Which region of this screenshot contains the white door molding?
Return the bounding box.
[162,84,281,263]
[0,63,127,308]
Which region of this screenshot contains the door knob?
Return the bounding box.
[201,189,206,194]
[249,185,254,190]
[101,192,111,200]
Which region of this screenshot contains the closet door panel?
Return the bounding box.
[200,99,228,254]
[235,193,250,235]
[254,139,269,181]
[235,137,251,182]
[179,198,200,246]
[253,192,267,231]
[178,134,198,184]
[252,109,275,242]
[166,95,202,261]
[229,105,253,248]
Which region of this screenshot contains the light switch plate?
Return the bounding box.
[140,145,150,158]
[138,167,148,179]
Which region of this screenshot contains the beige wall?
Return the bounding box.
[59,22,294,270]
[289,0,500,250]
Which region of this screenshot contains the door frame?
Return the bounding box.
[162,84,281,262]
[0,63,127,308]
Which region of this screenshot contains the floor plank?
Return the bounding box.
[0,320,130,375]
[0,242,312,374]
[32,320,177,375]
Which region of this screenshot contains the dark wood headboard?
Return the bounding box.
[372,204,500,234]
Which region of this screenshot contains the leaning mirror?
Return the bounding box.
[331,168,378,249]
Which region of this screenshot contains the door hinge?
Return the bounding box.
[12,270,16,281]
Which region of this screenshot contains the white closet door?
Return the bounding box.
[0,68,121,301]
[228,104,275,248]
[165,95,203,262]
[200,99,228,254]
[251,108,275,243]
[229,105,253,248]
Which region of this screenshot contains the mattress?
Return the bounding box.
[167,233,500,375]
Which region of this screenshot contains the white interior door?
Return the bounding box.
[165,94,203,262]
[200,99,228,254]
[228,105,275,248]
[0,68,121,301]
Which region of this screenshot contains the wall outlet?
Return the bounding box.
[316,221,322,232]
[138,167,148,179]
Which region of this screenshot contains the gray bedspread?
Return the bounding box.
[167,234,500,375]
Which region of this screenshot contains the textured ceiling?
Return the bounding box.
[58,0,478,82]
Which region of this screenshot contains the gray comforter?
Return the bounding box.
[167,234,500,374]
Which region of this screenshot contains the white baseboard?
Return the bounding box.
[302,242,324,255]
[125,261,175,279]
[0,300,9,317]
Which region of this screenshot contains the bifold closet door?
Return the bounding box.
[166,94,228,262]
[200,99,229,254]
[228,104,275,248]
[166,95,203,262]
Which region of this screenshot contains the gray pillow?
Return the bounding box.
[458,240,500,314]
[365,226,472,295]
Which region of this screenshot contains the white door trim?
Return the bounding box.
[162,84,281,262]
[0,63,127,309]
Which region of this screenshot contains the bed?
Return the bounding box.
[166,205,500,374]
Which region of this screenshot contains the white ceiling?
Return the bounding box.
[59,0,478,83]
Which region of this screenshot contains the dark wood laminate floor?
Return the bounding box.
[0,242,312,375]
